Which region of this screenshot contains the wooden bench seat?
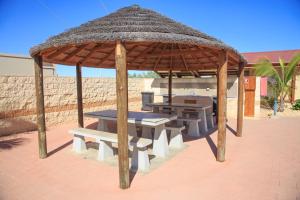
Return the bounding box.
[69,128,152,172]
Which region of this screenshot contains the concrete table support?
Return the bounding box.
[131,145,150,172]
[97,139,114,161]
[153,124,169,158]
[73,134,87,153]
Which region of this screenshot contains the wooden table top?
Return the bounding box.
[84,109,177,126]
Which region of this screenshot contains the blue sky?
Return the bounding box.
[1,0,300,77]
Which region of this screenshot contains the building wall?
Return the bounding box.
[144,76,240,117]
[0,76,143,136]
[0,53,56,76]
[144,76,261,118]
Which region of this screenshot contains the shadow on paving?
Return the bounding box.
[226,124,237,136]
[48,140,73,157]
[0,118,37,137]
[0,138,29,150]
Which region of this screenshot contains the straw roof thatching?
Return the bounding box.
[30,5,245,75]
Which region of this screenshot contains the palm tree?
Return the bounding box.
[255,53,300,112]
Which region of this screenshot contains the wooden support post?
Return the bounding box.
[237,62,244,137]
[115,41,130,189]
[34,55,47,159]
[168,69,172,104]
[217,50,228,162]
[76,64,84,128]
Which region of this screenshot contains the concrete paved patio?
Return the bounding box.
[1,117,300,200]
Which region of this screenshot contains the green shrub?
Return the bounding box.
[292,99,300,110]
[261,96,275,109]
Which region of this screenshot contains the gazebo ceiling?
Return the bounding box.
[30,5,246,72]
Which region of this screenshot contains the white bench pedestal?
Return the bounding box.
[207,113,215,129]
[70,128,152,172]
[153,124,169,158]
[73,134,87,153]
[178,117,201,137]
[97,139,114,161]
[166,125,185,149]
[131,145,150,172]
[97,119,108,131]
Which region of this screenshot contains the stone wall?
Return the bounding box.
[0,75,269,136]
[0,76,144,136]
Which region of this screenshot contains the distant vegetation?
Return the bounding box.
[128,71,160,78]
[255,53,300,112]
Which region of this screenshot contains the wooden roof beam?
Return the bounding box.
[146,48,204,57]
[79,43,101,65]
[153,44,168,71]
[96,49,115,66]
[46,45,73,59]
[62,44,88,62]
[129,43,160,63]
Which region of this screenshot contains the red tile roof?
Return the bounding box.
[242,49,300,64]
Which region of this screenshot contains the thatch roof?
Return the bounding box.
[30,5,245,73]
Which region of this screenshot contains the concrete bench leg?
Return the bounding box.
[199,110,208,133]
[131,145,150,172]
[142,127,152,139]
[73,135,87,153]
[153,124,169,158]
[169,130,184,149]
[128,123,138,137]
[188,120,201,137]
[207,114,215,129]
[97,140,114,161]
[97,119,108,131]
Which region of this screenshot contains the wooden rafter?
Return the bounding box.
[62,44,88,62]
[146,48,204,57]
[128,43,159,64]
[137,43,163,68]
[177,45,189,70]
[169,44,173,70]
[47,46,73,59]
[153,44,168,71]
[196,46,217,64]
[78,43,100,65]
[126,44,139,56]
[96,49,115,66]
[177,44,196,76]
[42,48,57,57]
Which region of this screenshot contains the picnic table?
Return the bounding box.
[147,102,213,133]
[84,109,177,158]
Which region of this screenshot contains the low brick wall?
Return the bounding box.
[0,76,144,136]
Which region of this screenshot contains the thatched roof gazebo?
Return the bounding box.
[30,5,246,189]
